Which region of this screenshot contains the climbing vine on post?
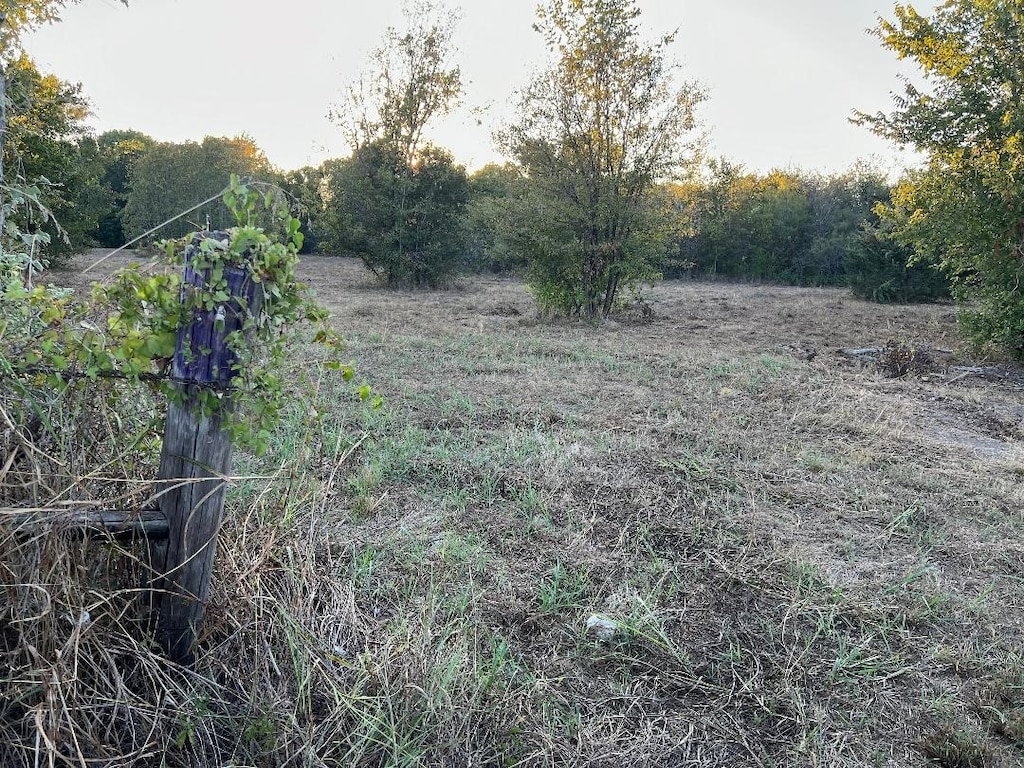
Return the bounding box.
[5,175,372,456]
[151,174,360,452]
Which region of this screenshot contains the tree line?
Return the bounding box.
[6,0,1023,357]
[3,49,944,301]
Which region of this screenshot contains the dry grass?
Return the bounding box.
[3,252,1023,766]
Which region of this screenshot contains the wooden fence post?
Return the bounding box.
[150,231,258,664]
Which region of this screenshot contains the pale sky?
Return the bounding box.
[23,0,933,176]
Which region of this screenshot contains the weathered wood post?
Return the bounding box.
[150,231,259,664]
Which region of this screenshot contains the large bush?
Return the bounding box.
[320,141,469,287]
[847,219,949,304]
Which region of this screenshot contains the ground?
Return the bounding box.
[32,253,1024,765]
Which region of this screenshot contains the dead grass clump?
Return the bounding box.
[486,301,522,317]
[877,338,938,377]
[0,372,211,765]
[614,295,655,324]
[1,510,369,766]
[1,530,197,766]
[2,366,537,766]
[978,667,1024,746]
[920,724,992,767]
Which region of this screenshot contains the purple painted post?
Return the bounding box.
[150,232,259,664]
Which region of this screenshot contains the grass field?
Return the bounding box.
[5,253,1024,766]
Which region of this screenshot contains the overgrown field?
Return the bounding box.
[4,253,1023,767]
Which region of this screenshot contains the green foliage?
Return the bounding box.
[321,140,468,287]
[856,1,1024,356]
[671,161,894,287]
[847,215,949,304]
[0,180,60,283]
[3,176,371,455]
[0,0,125,53]
[538,561,590,613]
[2,54,106,265]
[463,163,524,274]
[272,164,327,254]
[331,0,462,165]
[325,0,467,288]
[501,0,705,317]
[799,167,890,284]
[121,136,273,243]
[90,129,155,247]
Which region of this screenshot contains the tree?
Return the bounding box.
[2,54,106,263]
[669,162,908,287]
[668,159,746,278]
[667,164,811,282]
[320,140,468,286]
[91,129,154,247]
[332,0,461,165]
[271,164,328,254]
[1,3,127,272]
[847,200,949,304]
[121,135,273,242]
[856,1,1024,355]
[1,0,126,53]
[325,0,467,286]
[464,163,524,273]
[500,0,705,317]
[798,165,890,284]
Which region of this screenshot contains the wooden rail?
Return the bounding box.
[7,508,168,539]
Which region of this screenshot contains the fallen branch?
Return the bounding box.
[838,345,956,359]
[838,347,883,358]
[945,365,1016,385]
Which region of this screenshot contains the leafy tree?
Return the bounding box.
[798,166,890,284]
[273,164,327,254]
[1,0,126,53]
[121,135,273,242]
[669,159,746,278]
[325,0,467,285]
[500,0,705,317]
[670,162,894,287]
[2,54,106,263]
[464,163,524,273]
[90,129,154,247]
[847,207,949,304]
[856,1,1024,355]
[738,171,812,281]
[0,2,126,274]
[670,164,810,281]
[332,0,461,165]
[320,140,468,286]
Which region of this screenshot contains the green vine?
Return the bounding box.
[2,175,376,455]
[0,180,63,286]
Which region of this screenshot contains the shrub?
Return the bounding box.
[320,141,469,287]
[847,222,949,304]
